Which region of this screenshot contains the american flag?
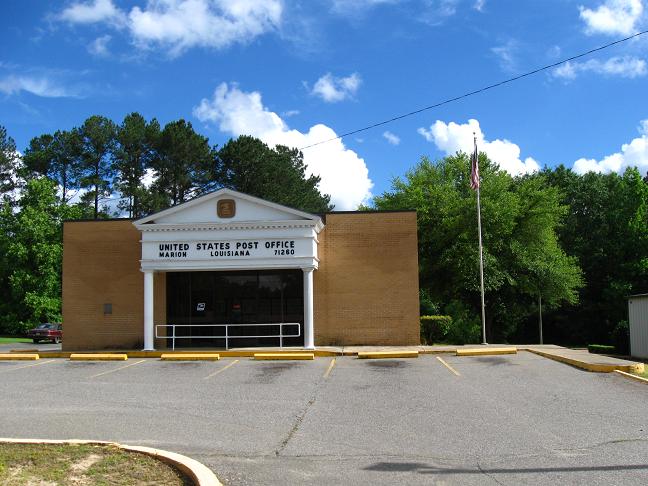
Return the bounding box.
[470,137,479,190]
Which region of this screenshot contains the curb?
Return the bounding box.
[161,353,221,361]
[0,353,39,360]
[69,354,128,361]
[456,347,517,357]
[254,352,314,360]
[614,370,648,384]
[527,349,644,373]
[357,351,419,359]
[24,350,339,359]
[0,438,221,486]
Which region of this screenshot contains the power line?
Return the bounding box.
[300,29,648,150]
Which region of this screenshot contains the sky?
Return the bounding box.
[1,0,648,210]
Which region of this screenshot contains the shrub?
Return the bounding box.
[420,315,452,344]
[611,320,629,355]
[419,288,440,315]
[444,300,482,345]
[587,344,616,354]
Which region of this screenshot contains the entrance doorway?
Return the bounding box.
[166,270,304,348]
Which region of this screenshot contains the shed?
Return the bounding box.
[629,294,648,359]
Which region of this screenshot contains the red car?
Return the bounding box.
[27,323,62,344]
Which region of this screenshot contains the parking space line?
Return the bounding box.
[323,357,336,379]
[0,359,56,374]
[204,359,239,380]
[437,356,461,376]
[90,359,146,378]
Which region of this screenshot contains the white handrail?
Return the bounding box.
[155,323,301,350]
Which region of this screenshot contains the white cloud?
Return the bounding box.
[129,0,282,55]
[419,0,460,25]
[311,72,361,103]
[330,0,401,14]
[547,45,562,58]
[573,119,648,174]
[473,0,486,11]
[579,0,644,36]
[88,34,112,56]
[57,0,282,56]
[418,119,540,176]
[58,0,126,26]
[141,167,156,188]
[383,131,401,145]
[553,55,647,79]
[0,75,76,98]
[331,0,459,24]
[193,82,373,210]
[491,40,518,72]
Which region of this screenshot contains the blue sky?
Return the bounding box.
[1,0,648,209]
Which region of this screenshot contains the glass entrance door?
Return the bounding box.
[166,270,304,348]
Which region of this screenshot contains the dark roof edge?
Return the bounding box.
[65,210,417,222]
[629,293,648,298]
[323,209,417,215]
[64,218,136,223]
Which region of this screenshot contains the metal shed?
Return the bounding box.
[629,294,648,359]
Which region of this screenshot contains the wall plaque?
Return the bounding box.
[217,199,236,218]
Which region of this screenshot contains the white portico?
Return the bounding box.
[133,189,324,351]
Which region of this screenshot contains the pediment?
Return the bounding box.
[134,188,321,227]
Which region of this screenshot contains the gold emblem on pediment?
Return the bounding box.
[217,199,236,218]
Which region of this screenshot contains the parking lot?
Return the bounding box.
[1,351,647,485]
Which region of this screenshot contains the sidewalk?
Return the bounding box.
[342,344,644,373]
[8,343,645,373]
[522,345,644,373]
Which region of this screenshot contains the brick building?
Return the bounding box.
[62,189,419,351]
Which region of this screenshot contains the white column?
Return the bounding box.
[303,267,315,350]
[143,270,155,351]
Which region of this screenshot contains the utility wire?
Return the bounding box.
[300,29,648,150]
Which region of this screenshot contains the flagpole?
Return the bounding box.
[473,134,487,345]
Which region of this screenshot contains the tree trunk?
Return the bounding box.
[94,183,98,219]
[62,170,67,204]
[485,313,494,343]
[94,164,99,219]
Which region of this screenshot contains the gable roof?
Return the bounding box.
[133,188,322,225]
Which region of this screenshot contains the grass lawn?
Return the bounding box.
[634,369,648,379]
[0,443,192,485]
[0,337,31,344]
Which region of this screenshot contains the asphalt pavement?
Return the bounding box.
[0,352,647,485]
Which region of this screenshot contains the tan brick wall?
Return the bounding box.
[62,211,419,349]
[62,220,165,351]
[314,212,419,346]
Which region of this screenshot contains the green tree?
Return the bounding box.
[513,174,583,342]
[77,116,117,219]
[113,113,161,218]
[373,153,582,343]
[543,166,648,346]
[22,130,83,203]
[150,119,213,208]
[0,178,83,333]
[0,125,19,201]
[216,135,332,213]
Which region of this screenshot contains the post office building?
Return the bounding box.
[62,189,419,351]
